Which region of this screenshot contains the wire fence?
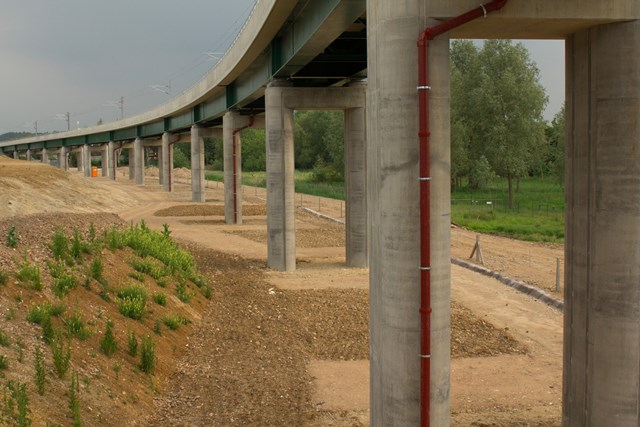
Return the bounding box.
[451,198,564,216]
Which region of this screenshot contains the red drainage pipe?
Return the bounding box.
[417,1,507,426]
[232,115,254,223]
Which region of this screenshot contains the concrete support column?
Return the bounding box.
[26,149,32,161]
[157,146,164,186]
[41,148,49,165]
[265,81,296,271]
[58,147,67,171]
[223,111,248,224]
[83,145,91,177]
[368,2,451,425]
[76,149,83,172]
[107,141,115,178]
[345,104,368,268]
[563,21,640,426]
[128,148,135,180]
[101,144,109,177]
[161,133,172,192]
[190,125,205,202]
[13,151,18,160]
[133,138,144,185]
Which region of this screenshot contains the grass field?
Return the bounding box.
[205,171,564,242]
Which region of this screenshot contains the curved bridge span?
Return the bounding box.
[3,1,640,425]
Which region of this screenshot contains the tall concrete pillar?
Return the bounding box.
[368,2,451,425]
[265,81,296,271]
[83,145,91,177]
[101,144,109,177]
[13,151,18,160]
[563,21,640,426]
[41,148,49,165]
[128,148,135,180]
[133,138,144,185]
[26,149,32,161]
[345,103,368,268]
[107,141,115,178]
[190,125,205,202]
[223,111,248,224]
[58,147,67,171]
[157,146,164,186]
[76,148,83,172]
[161,133,172,192]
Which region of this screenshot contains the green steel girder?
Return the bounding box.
[30,142,44,150]
[166,110,193,132]
[113,128,138,141]
[139,121,165,137]
[87,132,110,144]
[66,136,87,147]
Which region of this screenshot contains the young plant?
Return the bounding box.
[50,229,70,262]
[88,222,96,243]
[116,285,147,320]
[51,333,71,378]
[51,262,77,298]
[0,328,10,347]
[64,310,91,340]
[161,223,172,239]
[127,331,138,357]
[16,257,42,290]
[139,335,155,374]
[0,270,8,286]
[6,226,19,248]
[153,320,162,335]
[127,272,145,283]
[34,347,46,395]
[89,257,103,281]
[162,315,189,331]
[175,280,194,303]
[69,370,81,427]
[4,381,31,427]
[71,227,82,263]
[152,293,167,306]
[99,320,118,356]
[0,354,8,371]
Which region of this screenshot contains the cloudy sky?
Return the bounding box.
[0,1,564,134]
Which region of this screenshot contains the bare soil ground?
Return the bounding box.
[0,156,563,426]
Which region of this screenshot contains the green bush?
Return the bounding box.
[127,331,138,357]
[175,280,194,303]
[0,328,10,347]
[64,310,91,340]
[50,229,70,262]
[53,273,77,298]
[51,334,71,378]
[90,258,104,280]
[69,370,81,426]
[139,335,155,374]
[152,293,167,306]
[163,315,189,331]
[99,320,118,356]
[127,272,145,283]
[16,257,42,290]
[3,381,31,427]
[0,270,7,286]
[116,285,148,320]
[34,347,46,395]
[6,226,19,248]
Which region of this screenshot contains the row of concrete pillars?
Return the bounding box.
[14,83,368,273]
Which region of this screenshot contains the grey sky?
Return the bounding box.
[0,2,564,134]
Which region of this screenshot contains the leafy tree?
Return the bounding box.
[451,40,548,207]
[547,105,565,185]
[294,110,344,175]
[241,129,266,172]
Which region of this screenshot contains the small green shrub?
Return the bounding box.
[156,278,168,288]
[175,281,194,303]
[163,315,189,331]
[105,226,125,250]
[88,222,96,242]
[0,354,8,371]
[139,335,155,374]
[64,311,91,340]
[0,270,8,286]
[6,226,19,248]
[16,257,42,290]
[127,331,138,357]
[116,285,147,320]
[99,320,117,356]
[53,272,77,298]
[127,271,145,283]
[128,257,154,275]
[50,229,70,262]
[3,381,31,427]
[69,370,81,426]
[41,316,55,345]
[71,228,83,262]
[190,273,207,289]
[0,328,10,347]
[152,293,167,306]
[49,303,66,317]
[26,305,51,325]
[51,334,71,378]
[153,320,162,335]
[203,286,212,300]
[34,347,46,395]
[161,223,172,239]
[90,258,103,280]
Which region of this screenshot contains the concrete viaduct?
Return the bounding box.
[2,1,640,425]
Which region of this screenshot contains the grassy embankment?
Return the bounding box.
[205,171,564,243]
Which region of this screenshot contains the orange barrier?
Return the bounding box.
[91,166,98,177]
